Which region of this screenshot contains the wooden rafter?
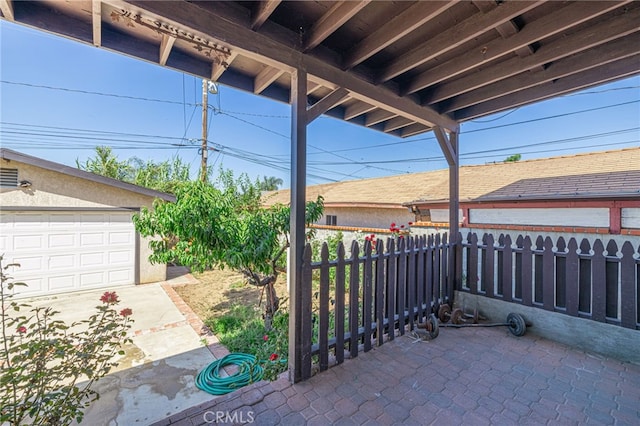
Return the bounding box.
[402,1,626,95]
[433,126,456,167]
[159,33,176,66]
[251,0,280,31]
[126,0,459,131]
[472,1,535,57]
[456,54,640,121]
[343,1,454,70]
[303,1,370,52]
[440,33,640,113]
[426,9,640,106]
[365,110,396,127]
[0,0,13,21]
[91,0,101,46]
[377,1,543,83]
[254,66,285,94]
[400,123,431,138]
[344,102,376,120]
[383,117,413,133]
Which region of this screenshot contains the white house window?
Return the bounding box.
[326,215,337,226]
[0,168,18,187]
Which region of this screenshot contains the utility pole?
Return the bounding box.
[200,79,208,182]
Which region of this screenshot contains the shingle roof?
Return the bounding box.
[264,148,640,206]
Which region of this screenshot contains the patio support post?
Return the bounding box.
[288,67,311,383]
[435,127,460,302]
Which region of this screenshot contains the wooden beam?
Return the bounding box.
[0,0,14,21]
[400,123,431,138]
[365,110,396,127]
[342,1,454,70]
[383,117,413,133]
[126,0,459,132]
[254,66,285,94]
[434,126,456,167]
[211,51,237,81]
[303,1,370,52]
[427,6,640,106]
[159,33,176,66]
[455,54,640,121]
[251,0,281,31]
[288,67,310,383]
[377,1,543,83]
[307,87,350,124]
[439,32,640,113]
[344,102,376,120]
[448,131,460,301]
[91,0,101,47]
[403,1,628,95]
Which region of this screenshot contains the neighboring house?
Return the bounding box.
[0,149,175,298]
[265,148,640,242]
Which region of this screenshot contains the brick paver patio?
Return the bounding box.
[152,324,639,426]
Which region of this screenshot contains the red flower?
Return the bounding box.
[390,222,396,227]
[119,308,133,317]
[269,353,279,361]
[408,222,413,226]
[100,291,119,304]
[17,326,27,334]
[401,225,405,229]
[370,234,375,239]
[263,335,269,341]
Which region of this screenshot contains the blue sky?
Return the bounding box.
[1,20,639,188]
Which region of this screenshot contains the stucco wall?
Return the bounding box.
[318,206,413,229]
[1,161,167,283]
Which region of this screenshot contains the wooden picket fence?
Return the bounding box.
[460,233,640,330]
[297,231,639,377]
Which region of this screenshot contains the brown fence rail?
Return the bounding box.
[460,232,640,330]
[300,234,453,377]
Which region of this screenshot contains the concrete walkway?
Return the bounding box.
[154,326,640,425]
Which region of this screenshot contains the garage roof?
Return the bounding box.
[0,148,175,202]
[2,1,638,138]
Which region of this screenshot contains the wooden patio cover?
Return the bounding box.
[3,0,638,382]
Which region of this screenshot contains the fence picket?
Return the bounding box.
[407,237,416,330]
[534,236,544,304]
[543,237,554,311]
[397,237,407,335]
[579,239,592,314]
[335,242,346,365]
[620,242,637,329]
[442,233,450,303]
[483,234,495,297]
[363,240,373,352]
[387,238,397,341]
[416,236,425,322]
[503,235,513,302]
[349,241,360,357]
[521,236,533,306]
[434,234,441,303]
[375,239,385,346]
[426,235,434,305]
[319,243,330,372]
[468,233,479,294]
[301,244,314,379]
[592,239,606,322]
[556,237,567,310]
[515,235,523,300]
[605,240,619,320]
[566,238,579,316]
[497,234,505,297]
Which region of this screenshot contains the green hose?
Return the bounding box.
[195,353,264,395]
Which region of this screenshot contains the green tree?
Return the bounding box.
[504,153,522,162]
[76,146,132,181]
[133,170,323,328]
[258,176,284,191]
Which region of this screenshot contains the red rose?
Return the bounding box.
[269,353,279,361]
[263,335,269,341]
[17,326,27,334]
[100,291,119,304]
[119,308,133,317]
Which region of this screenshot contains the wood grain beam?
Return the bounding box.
[0,0,14,21]
[434,126,456,167]
[307,87,350,124]
[377,1,543,83]
[472,0,535,58]
[441,33,640,113]
[383,117,413,133]
[403,1,628,95]
[159,33,176,65]
[400,123,431,138]
[455,54,640,121]
[126,0,459,131]
[91,0,101,46]
[254,66,285,94]
[342,1,454,70]
[365,110,396,127]
[251,0,281,31]
[211,51,237,81]
[344,102,376,120]
[303,1,370,52]
[426,8,640,106]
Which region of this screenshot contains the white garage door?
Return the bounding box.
[0,211,136,298]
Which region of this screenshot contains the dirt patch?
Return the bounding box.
[174,268,288,323]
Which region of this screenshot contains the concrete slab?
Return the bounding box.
[18,271,219,425]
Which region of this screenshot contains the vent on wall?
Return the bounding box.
[0,168,18,187]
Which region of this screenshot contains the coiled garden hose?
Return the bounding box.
[195,353,265,395]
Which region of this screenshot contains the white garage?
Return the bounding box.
[1,149,175,298]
